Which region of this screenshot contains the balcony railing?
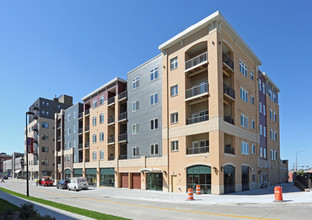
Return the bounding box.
[78,112,83,118]
[224,116,234,125]
[108,156,115,161]
[57,123,61,128]
[118,133,127,142]
[108,97,115,105]
[108,116,115,124]
[185,82,208,99]
[108,136,115,144]
[223,84,235,99]
[78,144,83,149]
[185,51,207,70]
[118,112,127,121]
[78,128,83,134]
[85,109,90,115]
[57,136,61,141]
[119,155,127,160]
[187,146,209,155]
[224,145,235,154]
[85,126,90,132]
[79,158,83,163]
[85,142,90,148]
[118,91,127,100]
[186,113,209,125]
[222,53,234,70]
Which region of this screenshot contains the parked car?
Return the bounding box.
[68,177,89,191]
[3,176,8,179]
[57,180,69,189]
[41,176,53,186]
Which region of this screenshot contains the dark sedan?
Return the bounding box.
[56,180,69,189]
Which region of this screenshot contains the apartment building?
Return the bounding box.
[2,152,24,177]
[26,95,72,179]
[0,153,12,174]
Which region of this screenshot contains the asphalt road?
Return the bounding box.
[1,180,310,220]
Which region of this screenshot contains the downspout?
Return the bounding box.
[166,50,170,192]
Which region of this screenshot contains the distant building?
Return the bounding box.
[0,153,12,174]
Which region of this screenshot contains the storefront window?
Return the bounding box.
[187,165,211,194]
[85,168,97,187]
[100,168,114,187]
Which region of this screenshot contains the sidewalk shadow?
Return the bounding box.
[0,190,80,220]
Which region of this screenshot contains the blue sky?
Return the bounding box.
[0,0,311,170]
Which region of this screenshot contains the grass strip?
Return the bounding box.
[0,197,19,215]
[0,187,129,220]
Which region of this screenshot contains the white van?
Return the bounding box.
[68,177,89,191]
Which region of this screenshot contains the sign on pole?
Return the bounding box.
[27,138,34,153]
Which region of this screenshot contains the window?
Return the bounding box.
[251,120,255,129]
[93,134,97,143]
[93,116,97,126]
[42,122,49,128]
[150,67,158,81]
[46,111,49,117]
[252,144,255,154]
[270,109,273,119]
[41,160,48,165]
[171,85,178,96]
[274,151,277,160]
[171,141,179,151]
[100,114,104,124]
[171,112,178,124]
[46,102,49,107]
[263,105,266,115]
[68,114,71,121]
[259,79,262,91]
[239,60,247,76]
[170,57,178,70]
[93,99,97,109]
[241,141,249,155]
[150,93,158,106]
[100,150,104,160]
[259,102,262,113]
[100,95,104,105]
[260,147,263,158]
[263,148,267,159]
[240,113,249,128]
[150,144,159,155]
[58,104,61,109]
[132,101,139,112]
[260,124,263,135]
[274,131,277,141]
[269,90,273,100]
[68,128,71,135]
[250,71,254,80]
[274,112,277,122]
[93,151,97,161]
[42,146,49,152]
[132,147,139,157]
[100,132,104,142]
[251,95,255,104]
[270,129,273,140]
[67,155,70,163]
[42,101,45,106]
[41,111,45,116]
[271,150,274,160]
[132,76,139,90]
[132,124,139,134]
[150,118,159,130]
[240,87,248,103]
[263,126,266,137]
[262,83,265,94]
[273,94,277,103]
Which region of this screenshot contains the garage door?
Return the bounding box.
[132,173,141,189]
[121,173,128,188]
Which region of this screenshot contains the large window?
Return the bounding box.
[187,165,211,194]
[132,76,139,90]
[239,60,247,77]
[150,67,158,81]
[240,87,248,103]
[240,113,248,128]
[85,168,97,187]
[132,124,139,134]
[100,168,115,187]
[150,144,159,155]
[241,141,249,155]
[170,57,178,70]
[132,101,139,112]
[171,85,178,96]
[150,118,158,130]
[150,93,158,106]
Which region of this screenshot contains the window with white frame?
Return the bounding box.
[259,102,262,113]
[132,101,139,112]
[150,144,159,155]
[251,95,255,104]
[171,85,178,96]
[132,124,139,134]
[132,147,139,157]
[263,105,266,115]
[93,151,97,161]
[241,141,249,155]
[259,79,261,91]
[262,83,265,94]
[150,67,158,81]
[100,132,104,142]
[250,71,254,80]
[263,126,266,137]
[132,76,139,90]
[93,116,97,126]
[170,57,178,70]
[100,95,104,105]
[264,148,267,159]
[150,93,158,106]
[251,120,255,129]
[150,118,158,130]
[260,147,263,158]
[171,140,179,151]
[100,113,104,124]
[93,134,97,143]
[240,87,248,103]
[239,60,247,76]
[100,150,104,160]
[260,124,263,135]
[252,144,255,154]
[240,113,249,128]
[93,99,97,109]
[171,112,178,124]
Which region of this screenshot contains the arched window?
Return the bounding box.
[100,132,104,142]
[100,150,104,160]
[100,114,104,124]
[93,116,97,126]
[93,151,97,160]
[93,134,97,143]
[224,165,235,194]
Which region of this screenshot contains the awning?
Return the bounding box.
[139,168,162,173]
[14,170,21,173]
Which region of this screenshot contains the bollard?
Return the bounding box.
[187,188,194,200]
[274,186,283,202]
[196,185,201,195]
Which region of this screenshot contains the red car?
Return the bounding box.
[41,177,53,186]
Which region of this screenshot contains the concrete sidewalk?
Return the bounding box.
[0,190,94,220]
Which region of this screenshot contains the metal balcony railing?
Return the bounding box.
[108,116,115,124]
[222,53,234,70]
[118,91,127,100]
[185,82,208,99]
[85,109,90,115]
[108,156,115,161]
[108,136,115,144]
[57,123,61,128]
[224,145,235,154]
[57,136,61,141]
[186,113,209,125]
[223,84,235,99]
[187,146,209,155]
[224,116,234,125]
[78,128,83,134]
[78,112,83,118]
[118,112,127,121]
[119,155,127,160]
[85,142,90,148]
[85,126,90,132]
[185,51,207,70]
[78,144,83,149]
[118,133,127,142]
[108,97,115,105]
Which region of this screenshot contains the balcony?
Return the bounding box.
[118,91,127,101]
[85,142,90,148]
[108,97,115,106]
[108,136,115,145]
[223,84,235,100]
[57,123,61,129]
[78,128,83,134]
[79,158,83,163]
[78,144,83,149]
[224,145,235,154]
[118,112,127,121]
[118,133,127,142]
[222,53,234,72]
[108,156,115,161]
[224,116,234,125]
[57,136,61,141]
[85,109,90,116]
[186,113,209,125]
[185,82,208,102]
[187,146,209,155]
[119,155,127,160]
[78,112,83,119]
[85,126,90,132]
[185,52,208,74]
[108,116,115,125]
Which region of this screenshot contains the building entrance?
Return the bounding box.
[146,173,163,191]
[224,165,235,193]
[187,165,211,194]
